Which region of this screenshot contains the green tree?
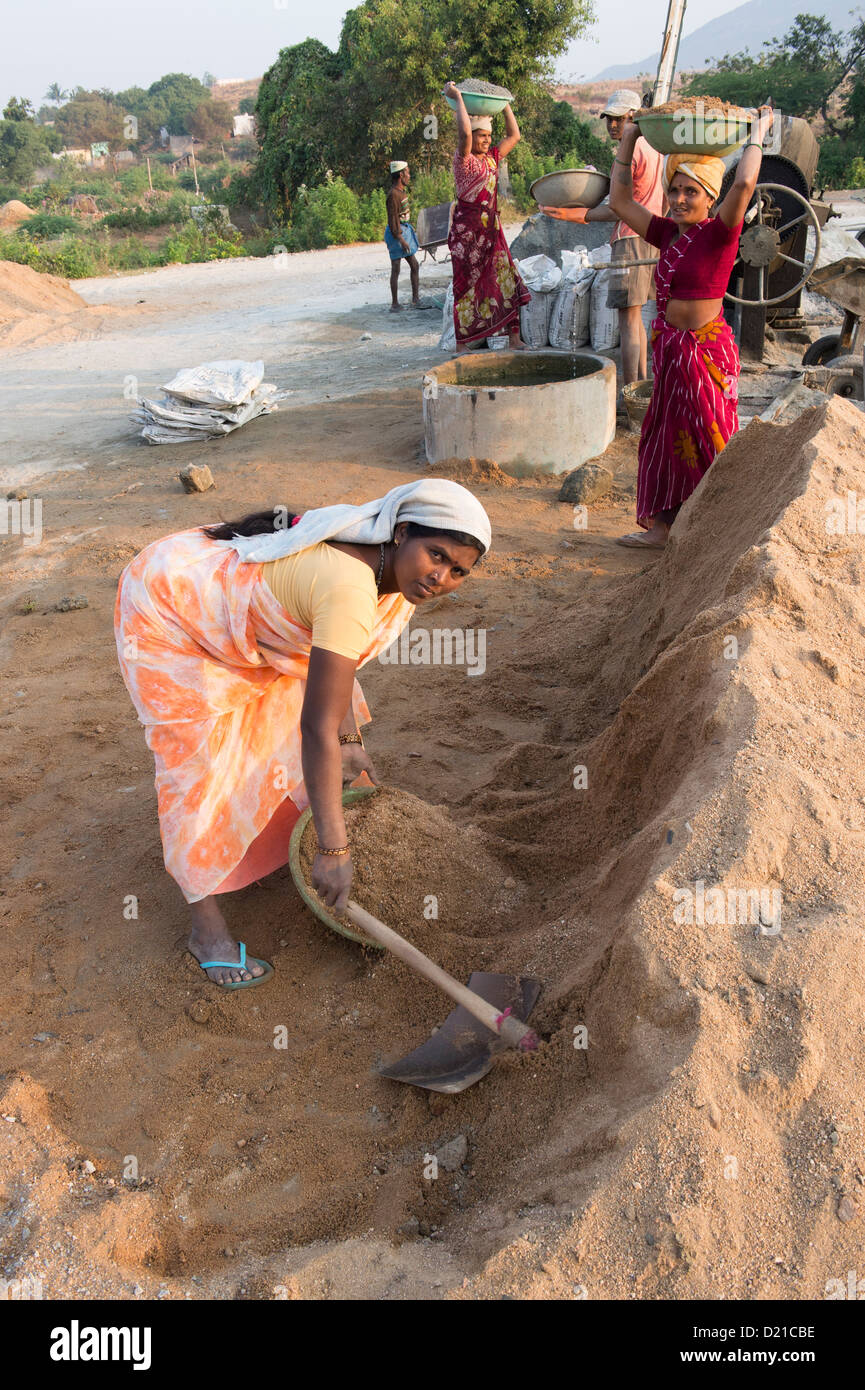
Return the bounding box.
[53,90,125,146]
[45,82,68,105]
[0,117,54,184]
[683,13,865,132]
[186,99,232,143]
[254,0,596,211]
[255,38,342,216]
[3,97,36,122]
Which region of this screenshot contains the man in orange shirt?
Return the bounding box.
[540,89,664,385]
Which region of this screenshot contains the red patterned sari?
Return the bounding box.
[637,218,741,528]
[448,145,530,346]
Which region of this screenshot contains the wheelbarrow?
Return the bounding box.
[288,787,542,1093]
[415,201,455,263]
[804,246,865,367]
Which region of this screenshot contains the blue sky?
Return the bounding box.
[2,0,738,110]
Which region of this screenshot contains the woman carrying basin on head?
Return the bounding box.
[114,480,490,988]
[443,81,531,353]
[608,105,775,549]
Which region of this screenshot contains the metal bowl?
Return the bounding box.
[637,110,751,157]
[444,92,510,117]
[530,168,611,210]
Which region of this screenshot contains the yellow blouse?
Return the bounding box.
[260,542,377,662]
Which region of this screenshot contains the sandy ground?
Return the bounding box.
[2,217,864,1302]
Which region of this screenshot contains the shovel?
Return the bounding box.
[344,900,542,1092]
[288,789,542,1093]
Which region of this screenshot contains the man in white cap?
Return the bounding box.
[540,88,664,386]
[385,161,433,313]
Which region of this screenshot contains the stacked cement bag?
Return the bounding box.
[588,244,620,352]
[516,254,562,350]
[439,283,456,352]
[548,247,593,350]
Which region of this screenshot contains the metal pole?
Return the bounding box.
[653,0,688,106]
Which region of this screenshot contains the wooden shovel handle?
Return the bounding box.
[344,900,538,1051]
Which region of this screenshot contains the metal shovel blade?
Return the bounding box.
[377,972,543,1093]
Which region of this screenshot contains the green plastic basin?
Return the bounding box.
[445,92,510,117]
[638,109,751,158]
[288,785,383,948]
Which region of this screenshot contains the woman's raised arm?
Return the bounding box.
[498,103,521,160]
[607,120,653,240]
[444,81,472,158]
[718,105,774,230]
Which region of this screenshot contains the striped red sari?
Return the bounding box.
[637,217,741,528]
[448,145,530,346]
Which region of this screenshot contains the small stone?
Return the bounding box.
[222,1247,234,1257]
[7,487,28,500]
[772,662,790,680]
[95,725,105,734]
[132,1284,143,1296]
[624,1202,636,1222]
[54,595,88,612]
[838,1195,857,1223]
[707,1101,722,1130]
[557,462,613,505]
[436,1134,468,1172]
[398,1216,420,1238]
[32,1032,56,1042]
[830,1130,840,1147]
[81,1159,96,1175]
[186,999,211,1024]
[645,1231,656,1246]
[360,333,372,341]
[503,877,516,889]
[179,464,215,494]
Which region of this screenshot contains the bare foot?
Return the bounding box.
[508,336,530,351]
[188,897,266,985]
[615,522,669,549]
[389,303,404,313]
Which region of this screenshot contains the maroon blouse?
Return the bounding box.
[645,214,743,300]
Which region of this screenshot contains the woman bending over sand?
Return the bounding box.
[114,480,490,988]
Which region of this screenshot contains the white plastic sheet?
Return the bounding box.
[133,359,288,445]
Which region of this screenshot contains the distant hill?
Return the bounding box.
[593,0,860,81]
[211,77,261,111]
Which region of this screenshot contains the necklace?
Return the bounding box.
[376,542,385,592]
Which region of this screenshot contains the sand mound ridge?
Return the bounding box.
[0,261,87,326]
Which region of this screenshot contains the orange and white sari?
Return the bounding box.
[114,527,413,903]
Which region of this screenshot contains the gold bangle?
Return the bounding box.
[338,732,363,747]
[317,844,349,856]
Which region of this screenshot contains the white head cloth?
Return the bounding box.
[470,116,493,133]
[390,160,408,173]
[228,478,492,564]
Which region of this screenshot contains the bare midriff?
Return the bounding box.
[664,297,725,331]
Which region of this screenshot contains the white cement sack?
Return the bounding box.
[162,360,265,407]
[561,247,591,284]
[590,267,620,351]
[520,289,553,349]
[439,282,456,352]
[588,243,612,268]
[548,281,591,349]
[516,253,562,293]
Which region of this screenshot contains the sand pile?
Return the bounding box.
[0,260,119,350]
[0,260,86,324]
[298,787,513,967]
[450,396,865,1297]
[0,199,35,230]
[426,456,516,489]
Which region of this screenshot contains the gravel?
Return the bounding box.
[458,79,513,99]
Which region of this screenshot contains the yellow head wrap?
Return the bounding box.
[663,153,725,203]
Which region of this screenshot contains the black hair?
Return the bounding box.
[391,170,403,184]
[202,511,485,555]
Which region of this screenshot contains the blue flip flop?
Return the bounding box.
[196,942,273,990]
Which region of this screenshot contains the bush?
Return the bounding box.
[358,188,387,241]
[162,220,245,263]
[817,137,865,189]
[20,212,80,239]
[119,164,173,195]
[284,174,362,250]
[102,194,194,230]
[411,167,455,211]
